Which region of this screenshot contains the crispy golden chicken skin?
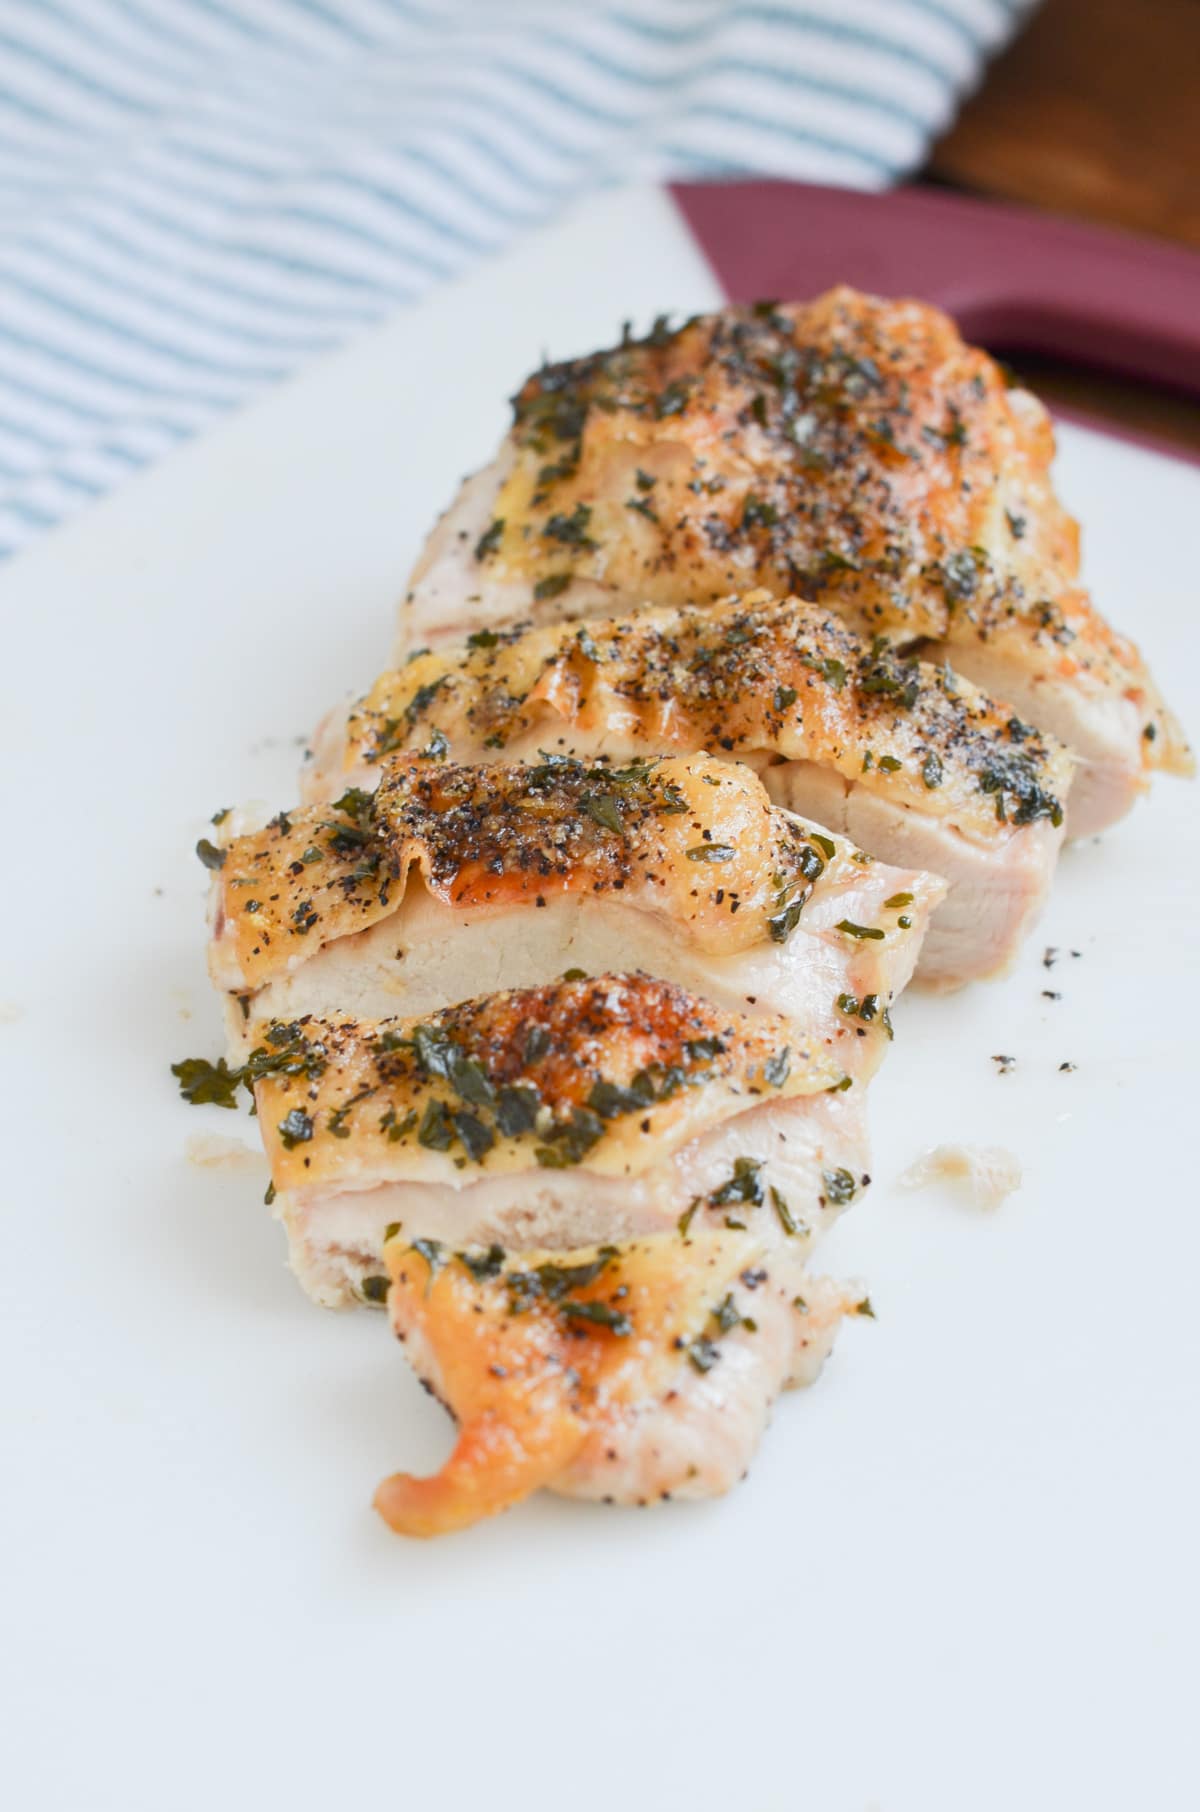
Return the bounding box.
[402,289,1190,834]
[247,976,871,1307]
[375,1228,865,1537]
[319,592,1074,846]
[255,980,840,1193]
[309,592,1072,987]
[208,752,943,1060]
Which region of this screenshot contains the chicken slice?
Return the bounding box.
[401,289,1190,835]
[209,752,944,1072]
[310,591,1072,988]
[374,1228,866,1536]
[250,978,869,1308]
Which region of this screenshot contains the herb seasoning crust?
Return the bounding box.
[376,1226,864,1535]
[208,752,944,1033]
[319,590,1075,846]
[401,288,1191,836]
[252,976,839,1191]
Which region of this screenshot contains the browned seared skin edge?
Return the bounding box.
[374,1228,859,1537]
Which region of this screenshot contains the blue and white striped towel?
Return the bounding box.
[0,0,1032,558]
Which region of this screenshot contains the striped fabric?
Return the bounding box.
[0,0,1032,558]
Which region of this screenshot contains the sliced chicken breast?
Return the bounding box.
[209,752,944,1072]
[374,1227,866,1536]
[400,289,1190,835]
[310,591,1072,988]
[250,978,870,1308]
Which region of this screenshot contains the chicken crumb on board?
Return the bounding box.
[185,1134,268,1172]
[899,1144,1022,1210]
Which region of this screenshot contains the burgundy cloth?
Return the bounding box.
[670,181,1200,402]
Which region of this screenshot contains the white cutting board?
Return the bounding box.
[1,188,1196,1812]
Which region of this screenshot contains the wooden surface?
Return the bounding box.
[928,0,1200,247]
[923,0,1200,453]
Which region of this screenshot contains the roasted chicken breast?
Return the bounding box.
[402,289,1191,835]
[250,978,870,1308]
[209,753,944,1072]
[375,1228,866,1536]
[310,592,1072,988]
